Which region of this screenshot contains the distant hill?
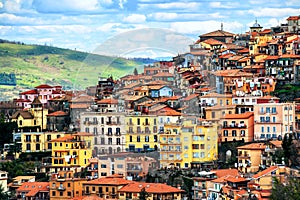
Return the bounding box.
[0,40,147,100]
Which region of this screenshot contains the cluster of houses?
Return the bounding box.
[1,15,300,199]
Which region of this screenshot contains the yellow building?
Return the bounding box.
[50,132,94,173]
[50,170,87,199]
[160,118,218,168]
[125,115,158,152]
[11,97,48,132]
[21,132,65,153]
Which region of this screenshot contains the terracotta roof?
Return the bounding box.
[259,29,272,35]
[97,98,118,104]
[84,175,132,185]
[200,30,234,37]
[280,54,300,59]
[258,95,279,100]
[223,112,253,119]
[51,135,74,142]
[183,93,199,101]
[47,111,67,117]
[238,48,249,53]
[223,43,244,50]
[15,98,31,102]
[228,55,245,61]
[201,92,232,98]
[35,84,53,89]
[146,80,170,86]
[153,72,174,77]
[225,176,247,183]
[154,106,182,116]
[20,89,38,95]
[237,143,266,150]
[211,169,239,178]
[219,53,235,59]
[253,166,278,179]
[11,110,33,119]
[148,85,166,90]
[159,96,182,102]
[201,38,224,45]
[237,57,250,62]
[16,182,49,197]
[118,182,184,194]
[269,140,282,148]
[264,55,279,60]
[70,104,91,109]
[190,51,211,56]
[287,16,300,20]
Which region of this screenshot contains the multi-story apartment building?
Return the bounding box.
[16,182,49,200]
[80,111,125,155]
[82,174,132,199]
[160,118,218,168]
[49,132,93,173]
[97,153,157,180]
[20,131,65,153]
[237,143,266,173]
[220,112,254,143]
[50,170,86,199]
[253,102,295,141]
[125,114,158,152]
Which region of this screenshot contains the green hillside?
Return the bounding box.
[0,42,145,100]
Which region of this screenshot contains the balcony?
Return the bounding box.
[143,122,150,126]
[192,186,204,190]
[127,122,134,126]
[106,121,118,125]
[223,124,247,129]
[238,152,250,158]
[57,186,66,191]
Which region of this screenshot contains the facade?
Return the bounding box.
[80,111,125,155]
[16,182,49,200]
[221,112,254,143]
[0,171,8,192]
[253,102,296,141]
[11,98,48,132]
[118,182,184,200]
[159,118,218,168]
[82,174,132,199]
[47,111,70,132]
[125,115,158,152]
[50,132,93,173]
[237,143,266,173]
[50,170,86,199]
[21,132,65,153]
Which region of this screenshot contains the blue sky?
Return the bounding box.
[0,0,300,58]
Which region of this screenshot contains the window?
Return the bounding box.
[223,130,228,137]
[137,136,140,142]
[154,135,158,142]
[266,117,270,122]
[192,144,199,149]
[108,138,112,145]
[260,107,264,113]
[47,135,51,141]
[193,152,199,158]
[266,107,270,113]
[145,136,149,142]
[184,137,188,142]
[19,120,22,126]
[241,130,245,136]
[260,117,265,122]
[137,118,140,125]
[101,164,106,168]
[272,116,276,123]
[26,143,31,151]
[200,144,205,149]
[267,127,270,133]
[232,130,237,137]
[116,138,121,145]
[212,112,215,119]
[117,164,123,168]
[272,107,276,113]
[36,144,40,151]
[273,127,276,132]
[85,127,89,133]
[261,126,264,133]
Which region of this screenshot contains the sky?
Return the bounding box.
[0,0,300,58]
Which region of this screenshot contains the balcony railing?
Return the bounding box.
[223,124,247,128]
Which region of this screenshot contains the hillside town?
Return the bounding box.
[0,15,300,200]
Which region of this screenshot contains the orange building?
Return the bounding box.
[237,143,266,173]
[220,112,254,143]
[50,170,86,199]
[16,182,49,200]
[82,174,132,199]
[118,182,184,200]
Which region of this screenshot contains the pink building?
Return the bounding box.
[16,84,64,108]
[253,102,295,141]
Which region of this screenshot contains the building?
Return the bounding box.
[287,16,300,33]
[8,176,36,192]
[47,110,70,132]
[118,182,184,200]
[220,112,254,143]
[50,132,94,173]
[237,143,266,173]
[21,132,65,153]
[220,176,249,200]
[253,102,296,141]
[0,171,8,192]
[15,182,49,200]
[82,174,132,199]
[11,97,48,132]
[125,114,158,152]
[50,170,86,199]
[96,76,115,100]
[80,111,125,155]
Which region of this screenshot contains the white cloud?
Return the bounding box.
[0,2,3,9]
[170,20,243,35]
[209,1,236,8]
[148,12,178,21]
[154,2,201,10]
[148,12,226,22]
[123,14,146,23]
[119,0,127,9]
[248,8,300,17]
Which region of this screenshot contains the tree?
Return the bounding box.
[133,68,138,75]
[0,113,17,148]
[139,187,149,200]
[282,133,293,166]
[270,177,300,200]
